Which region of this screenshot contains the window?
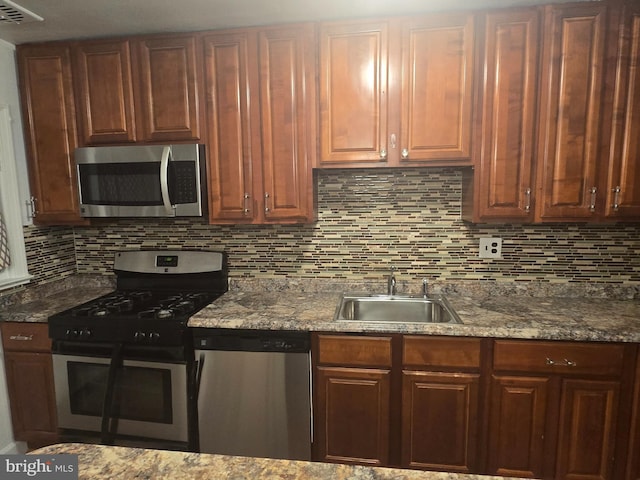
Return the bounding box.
[0,104,31,291]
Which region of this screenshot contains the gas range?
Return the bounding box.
[49,250,228,347]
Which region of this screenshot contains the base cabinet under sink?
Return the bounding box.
[311,333,484,472]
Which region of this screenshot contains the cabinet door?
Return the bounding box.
[17,44,85,225]
[487,375,549,479]
[399,13,474,163]
[203,30,259,223]
[319,21,389,166]
[258,25,316,223]
[535,4,606,221]
[73,39,136,145]
[401,371,479,472]
[555,379,619,480]
[606,5,640,219]
[3,352,58,447]
[473,9,539,221]
[315,366,391,466]
[134,35,202,142]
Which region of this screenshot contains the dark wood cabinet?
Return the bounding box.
[463,8,540,223]
[313,334,393,466]
[401,336,482,472]
[626,349,640,480]
[204,24,316,224]
[17,44,86,225]
[489,340,636,480]
[535,4,606,222]
[312,334,484,472]
[1,322,58,450]
[73,39,137,145]
[318,14,475,168]
[133,34,202,142]
[604,3,640,220]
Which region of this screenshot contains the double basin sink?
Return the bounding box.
[334,293,462,324]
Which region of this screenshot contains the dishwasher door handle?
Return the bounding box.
[195,352,205,401]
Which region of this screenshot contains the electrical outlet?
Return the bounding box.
[479,237,502,259]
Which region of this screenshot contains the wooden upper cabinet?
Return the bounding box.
[319,14,475,168]
[133,34,202,142]
[319,21,389,166]
[73,39,137,145]
[204,29,258,223]
[258,25,317,222]
[204,25,316,224]
[605,4,640,220]
[17,44,85,225]
[466,9,540,222]
[399,14,474,163]
[535,4,606,221]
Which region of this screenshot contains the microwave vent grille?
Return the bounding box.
[0,0,43,24]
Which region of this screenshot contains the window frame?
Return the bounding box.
[0,104,31,291]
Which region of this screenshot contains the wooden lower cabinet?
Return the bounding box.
[489,340,636,480]
[315,366,391,465]
[401,371,479,472]
[1,322,58,449]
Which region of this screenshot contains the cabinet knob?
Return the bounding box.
[380,149,387,160]
[401,148,409,159]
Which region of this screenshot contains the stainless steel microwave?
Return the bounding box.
[75,144,206,217]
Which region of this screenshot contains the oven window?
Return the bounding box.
[67,362,173,424]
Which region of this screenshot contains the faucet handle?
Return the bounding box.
[422,278,428,297]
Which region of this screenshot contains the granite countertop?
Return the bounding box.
[30,443,528,480]
[188,291,640,343]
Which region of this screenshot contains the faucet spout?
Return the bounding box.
[387,267,396,296]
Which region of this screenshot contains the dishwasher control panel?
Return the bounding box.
[193,328,310,353]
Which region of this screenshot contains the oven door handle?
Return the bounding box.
[160,146,173,216]
[101,343,124,445]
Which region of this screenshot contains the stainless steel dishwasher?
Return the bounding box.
[194,329,311,460]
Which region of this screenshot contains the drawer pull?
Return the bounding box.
[9,334,34,341]
[546,357,576,367]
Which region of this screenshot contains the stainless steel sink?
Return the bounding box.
[334,294,462,324]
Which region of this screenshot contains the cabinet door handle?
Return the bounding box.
[264,192,270,213]
[401,148,409,159]
[524,188,531,212]
[243,193,250,215]
[589,187,597,212]
[612,186,620,211]
[27,197,37,218]
[9,334,34,341]
[546,357,576,367]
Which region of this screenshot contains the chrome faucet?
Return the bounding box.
[387,267,396,296]
[422,278,429,297]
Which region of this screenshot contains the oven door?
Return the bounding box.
[52,353,189,443]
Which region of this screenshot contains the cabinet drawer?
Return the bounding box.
[1,322,51,352]
[316,334,392,367]
[493,340,625,376]
[403,336,481,369]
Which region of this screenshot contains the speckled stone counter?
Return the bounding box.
[29,443,527,480]
[188,291,640,343]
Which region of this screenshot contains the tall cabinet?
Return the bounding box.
[17,44,85,225]
[203,24,316,224]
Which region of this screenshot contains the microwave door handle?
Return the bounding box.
[160,146,173,216]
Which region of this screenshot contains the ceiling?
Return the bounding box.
[0,0,582,46]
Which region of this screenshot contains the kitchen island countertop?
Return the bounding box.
[30,443,529,480]
[188,290,640,343]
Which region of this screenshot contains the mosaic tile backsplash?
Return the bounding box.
[59,169,640,287]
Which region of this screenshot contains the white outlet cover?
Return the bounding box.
[479,237,502,259]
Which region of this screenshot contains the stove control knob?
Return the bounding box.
[65,329,79,340]
[134,331,147,342]
[150,332,161,343]
[79,329,92,340]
